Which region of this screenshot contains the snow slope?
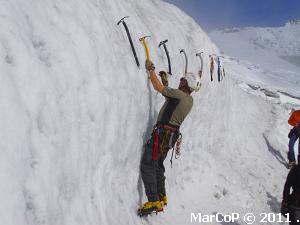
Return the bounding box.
[219,20,300,57]
[0,0,298,225]
[210,22,300,97]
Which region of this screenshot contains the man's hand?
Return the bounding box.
[159,71,168,86]
[145,60,155,72]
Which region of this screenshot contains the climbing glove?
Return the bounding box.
[159,71,168,86]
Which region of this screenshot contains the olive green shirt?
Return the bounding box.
[157,87,193,127]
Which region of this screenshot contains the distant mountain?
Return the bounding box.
[285,19,300,25]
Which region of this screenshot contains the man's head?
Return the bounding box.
[179,77,189,92]
[179,72,201,94]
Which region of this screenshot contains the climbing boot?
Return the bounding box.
[159,194,168,206]
[138,201,164,217]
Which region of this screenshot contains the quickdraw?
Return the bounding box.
[175,133,182,159]
[170,133,182,168]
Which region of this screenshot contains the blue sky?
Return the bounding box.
[164,0,300,31]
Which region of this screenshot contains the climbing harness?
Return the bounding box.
[151,124,180,163]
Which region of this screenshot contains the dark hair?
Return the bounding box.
[179,79,192,94]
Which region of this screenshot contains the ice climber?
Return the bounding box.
[287,109,300,169]
[281,156,300,224]
[138,60,201,216]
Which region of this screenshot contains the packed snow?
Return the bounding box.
[0,0,299,225]
[209,22,300,98]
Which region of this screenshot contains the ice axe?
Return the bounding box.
[139,36,152,79]
[139,36,151,62]
[158,39,172,75]
[117,16,129,26]
[117,16,140,68]
[180,49,188,76]
[196,52,203,78]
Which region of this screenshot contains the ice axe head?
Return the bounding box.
[196,52,203,56]
[117,16,129,25]
[139,36,150,42]
[158,39,168,48]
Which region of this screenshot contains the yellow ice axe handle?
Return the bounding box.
[139,36,151,62]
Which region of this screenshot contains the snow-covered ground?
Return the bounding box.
[209,22,300,98]
[0,0,299,225]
